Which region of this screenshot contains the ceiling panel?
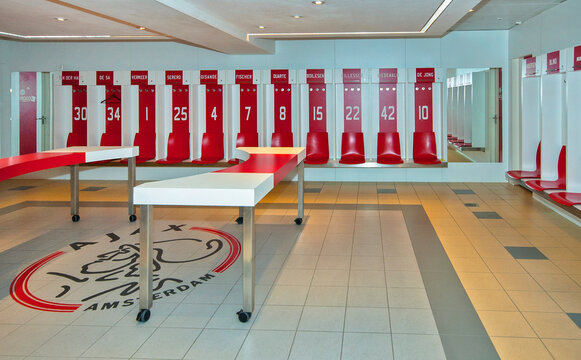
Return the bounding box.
[0,0,567,54]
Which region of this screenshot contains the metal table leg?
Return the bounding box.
[137,204,153,322]
[295,161,304,225]
[236,206,244,224]
[128,157,137,222]
[237,206,255,322]
[70,164,80,222]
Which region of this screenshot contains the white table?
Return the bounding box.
[134,147,306,322]
[1,146,139,222]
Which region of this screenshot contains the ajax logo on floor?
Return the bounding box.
[10,225,241,313]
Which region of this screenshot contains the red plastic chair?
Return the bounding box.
[525,146,566,191]
[228,133,259,164]
[271,132,294,147]
[507,142,541,179]
[549,192,581,206]
[66,132,86,147]
[413,132,441,165]
[100,132,120,146]
[133,132,156,163]
[377,132,403,165]
[156,132,190,164]
[339,132,365,164]
[192,133,224,164]
[305,132,329,165]
[236,133,259,148]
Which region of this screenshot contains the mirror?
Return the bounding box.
[446,68,502,162]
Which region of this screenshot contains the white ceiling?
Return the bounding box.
[0,0,566,54]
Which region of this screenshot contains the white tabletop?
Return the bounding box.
[50,146,139,162]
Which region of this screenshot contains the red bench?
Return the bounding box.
[507,142,541,179]
[525,146,566,191]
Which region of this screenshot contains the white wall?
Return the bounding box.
[1,30,510,181]
[509,0,581,59]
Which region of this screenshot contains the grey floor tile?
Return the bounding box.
[505,246,548,260]
[453,189,475,194]
[473,212,503,219]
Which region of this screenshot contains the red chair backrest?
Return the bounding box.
[100,132,120,146]
[134,132,156,160]
[236,133,259,148]
[557,145,566,180]
[306,132,329,163]
[201,132,224,160]
[166,132,190,160]
[66,132,86,147]
[413,132,438,161]
[377,132,402,159]
[271,132,294,147]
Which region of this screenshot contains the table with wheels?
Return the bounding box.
[134,147,305,323]
[0,146,139,222]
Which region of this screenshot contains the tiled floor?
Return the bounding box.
[0,179,580,359]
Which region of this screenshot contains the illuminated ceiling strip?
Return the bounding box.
[247,0,453,39]
[421,0,453,32]
[0,31,160,39]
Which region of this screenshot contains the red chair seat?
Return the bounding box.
[66,132,86,147]
[507,142,541,180]
[413,132,441,165]
[305,132,329,165]
[339,132,365,164]
[524,145,566,191]
[549,192,581,206]
[271,132,294,147]
[192,133,224,164]
[156,132,190,164]
[377,132,403,165]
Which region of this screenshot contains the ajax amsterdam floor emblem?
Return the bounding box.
[10,225,241,312]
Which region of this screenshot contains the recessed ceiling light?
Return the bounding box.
[515,21,522,25]
[468,9,475,12]
[497,17,503,21]
[54,17,67,22]
[138,26,146,30]
[312,1,325,5]
[258,25,265,29]
[292,15,303,19]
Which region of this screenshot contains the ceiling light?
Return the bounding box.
[292,15,303,19]
[54,17,67,21]
[468,9,475,12]
[138,26,146,30]
[312,1,325,5]
[258,25,265,29]
[497,17,503,21]
[515,21,522,25]
[420,0,453,33]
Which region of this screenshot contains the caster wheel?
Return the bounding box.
[235,217,243,225]
[72,214,80,222]
[294,217,303,225]
[136,309,151,322]
[129,214,137,222]
[236,309,251,323]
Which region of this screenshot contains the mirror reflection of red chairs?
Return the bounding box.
[506,142,541,180]
[525,146,566,191]
[305,132,329,165]
[412,132,440,165]
[377,132,403,165]
[339,132,365,164]
[192,133,224,164]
